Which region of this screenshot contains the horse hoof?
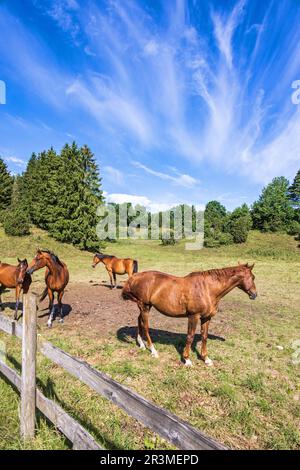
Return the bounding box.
[151,351,159,358]
[204,357,214,366]
[47,322,52,328]
[184,359,193,367]
[58,318,64,323]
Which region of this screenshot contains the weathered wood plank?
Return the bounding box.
[20,293,37,440]
[40,341,226,450]
[0,360,102,450]
[0,313,22,338]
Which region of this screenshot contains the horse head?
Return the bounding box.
[26,249,48,274]
[237,263,257,300]
[17,258,28,284]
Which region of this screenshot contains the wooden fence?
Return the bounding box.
[0,294,226,450]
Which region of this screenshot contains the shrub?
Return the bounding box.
[227,216,251,243]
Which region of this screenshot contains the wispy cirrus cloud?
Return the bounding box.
[131,161,199,188]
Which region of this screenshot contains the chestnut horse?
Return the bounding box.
[0,259,32,320]
[122,263,257,366]
[92,254,138,288]
[27,250,69,327]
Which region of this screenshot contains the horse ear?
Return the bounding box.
[37,248,42,254]
[249,263,255,270]
[18,258,21,263]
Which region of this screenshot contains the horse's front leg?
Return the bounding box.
[183,314,199,366]
[14,285,21,320]
[57,291,64,323]
[200,317,213,366]
[113,272,117,288]
[107,269,114,289]
[47,289,55,327]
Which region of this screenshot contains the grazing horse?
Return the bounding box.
[0,259,32,320]
[122,263,257,366]
[27,250,69,327]
[92,253,138,288]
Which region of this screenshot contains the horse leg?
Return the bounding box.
[57,291,64,323]
[140,305,158,358]
[47,289,55,328]
[14,285,21,321]
[113,272,117,288]
[0,285,3,311]
[137,314,146,350]
[107,270,114,289]
[183,315,199,366]
[200,317,213,366]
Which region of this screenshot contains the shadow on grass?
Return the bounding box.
[3,354,125,451]
[117,326,225,360]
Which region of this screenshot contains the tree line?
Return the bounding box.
[0,143,299,249]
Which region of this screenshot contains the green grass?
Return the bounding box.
[0,227,300,450]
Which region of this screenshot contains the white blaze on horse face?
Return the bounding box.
[137,334,146,349]
[150,344,159,358]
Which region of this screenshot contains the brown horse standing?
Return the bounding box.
[27,250,69,327]
[122,263,257,366]
[92,254,138,288]
[0,259,32,320]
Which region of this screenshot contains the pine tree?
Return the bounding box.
[3,176,30,236]
[51,143,104,250]
[251,177,294,232]
[0,157,13,214]
[288,170,300,209]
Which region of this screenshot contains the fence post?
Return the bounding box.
[20,293,37,440]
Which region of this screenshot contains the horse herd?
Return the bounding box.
[0,249,257,366]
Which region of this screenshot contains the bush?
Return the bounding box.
[287,220,300,236]
[218,232,234,245]
[160,230,177,246]
[227,216,251,243]
[3,207,30,236]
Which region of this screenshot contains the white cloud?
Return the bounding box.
[105,192,196,213]
[131,161,199,188]
[4,156,26,168]
[143,39,159,56]
[103,166,124,185]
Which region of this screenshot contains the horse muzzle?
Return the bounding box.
[26,268,34,275]
[248,291,257,300]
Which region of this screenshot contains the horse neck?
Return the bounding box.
[45,257,61,274]
[213,269,242,300]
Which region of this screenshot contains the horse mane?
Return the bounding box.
[96,253,115,260]
[41,250,64,267]
[188,265,245,280]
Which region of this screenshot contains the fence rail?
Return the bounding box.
[0,303,226,450]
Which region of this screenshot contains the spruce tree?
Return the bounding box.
[3,176,30,236]
[52,143,104,250]
[288,170,300,209]
[0,157,13,214]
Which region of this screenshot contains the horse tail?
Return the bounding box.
[133,259,138,274]
[40,286,48,302]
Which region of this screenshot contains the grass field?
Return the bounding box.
[0,227,300,450]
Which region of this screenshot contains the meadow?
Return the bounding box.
[0,227,299,450]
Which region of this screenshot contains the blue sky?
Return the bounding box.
[0,0,300,211]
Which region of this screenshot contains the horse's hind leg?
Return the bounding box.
[113,272,117,288]
[47,289,55,327]
[200,317,213,366]
[57,291,64,323]
[107,269,114,289]
[137,314,146,350]
[139,305,158,358]
[183,314,200,366]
